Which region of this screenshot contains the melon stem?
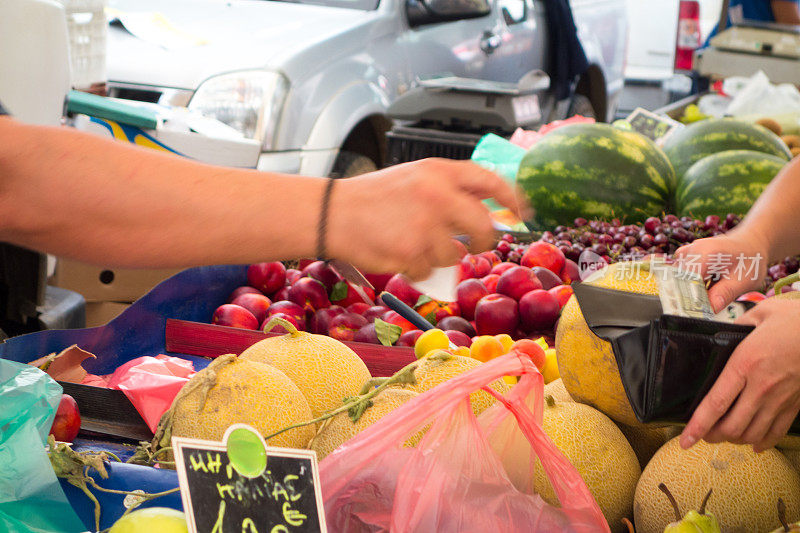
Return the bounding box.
[263,316,299,336]
[779,498,790,532]
[359,377,390,395]
[658,483,682,522]
[774,273,800,295]
[699,488,713,515]
[621,518,634,533]
[263,359,421,442]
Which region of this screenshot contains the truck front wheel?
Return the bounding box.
[329,151,378,178]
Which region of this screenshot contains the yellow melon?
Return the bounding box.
[615,422,674,470]
[310,388,419,461]
[782,448,800,476]
[634,437,800,533]
[776,291,800,301]
[169,355,315,449]
[534,396,641,533]
[779,435,800,450]
[409,352,509,416]
[556,261,659,426]
[239,319,371,421]
[543,378,573,403]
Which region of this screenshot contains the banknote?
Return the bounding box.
[652,262,715,320]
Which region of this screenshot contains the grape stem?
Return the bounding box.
[774,273,800,295]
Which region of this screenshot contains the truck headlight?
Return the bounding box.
[188,70,288,149]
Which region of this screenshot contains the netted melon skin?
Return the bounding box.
[634,437,800,533]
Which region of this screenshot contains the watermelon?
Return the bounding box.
[677,150,787,218]
[516,123,675,229]
[663,118,791,180]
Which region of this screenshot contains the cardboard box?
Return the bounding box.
[53,258,182,303]
[85,301,130,327]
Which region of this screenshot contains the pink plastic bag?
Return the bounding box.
[82,355,195,432]
[510,115,596,149]
[319,352,609,533]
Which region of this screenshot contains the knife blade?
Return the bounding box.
[328,259,375,290]
[328,259,375,304]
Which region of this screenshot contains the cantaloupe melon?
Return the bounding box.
[310,388,419,461]
[782,448,800,476]
[533,396,641,533]
[615,423,674,470]
[556,261,659,426]
[239,318,371,421]
[543,378,572,403]
[409,352,508,416]
[779,435,800,450]
[634,437,800,533]
[169,355,315,449]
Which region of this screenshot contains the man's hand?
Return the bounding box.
[674,231,769,312]
[327,158,529,280]
[680,298,800,452]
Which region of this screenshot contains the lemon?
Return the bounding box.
[541,348,559,383]
[414,328,450,359]
[109,508,187,533]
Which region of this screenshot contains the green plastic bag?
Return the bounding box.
[0,359,86,533]
[471,133,526,185]
[471,133,529,230]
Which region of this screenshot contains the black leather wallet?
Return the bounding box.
[571,283,788,430]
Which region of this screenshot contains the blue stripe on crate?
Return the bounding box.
[0,264,248,373]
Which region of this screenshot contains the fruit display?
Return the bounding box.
[533,396,641,533]
[212,246,575,348]
[634,437,800,533]
[516,123,674,229]
[62,186,800,531]
[663,118,792,181]
[676,149,788,219]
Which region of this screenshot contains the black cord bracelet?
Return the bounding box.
[316,177,336,260]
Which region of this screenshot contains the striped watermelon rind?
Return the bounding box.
[663,118,791,180]
[517,123,675,229]
[676,149,787,218]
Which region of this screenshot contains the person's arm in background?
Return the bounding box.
[0,116,527,280]
[674,157,800,452]
[771,0,800,24]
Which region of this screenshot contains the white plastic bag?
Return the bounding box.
[725,70,800,117]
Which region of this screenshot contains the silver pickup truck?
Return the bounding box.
[106,0,627,176]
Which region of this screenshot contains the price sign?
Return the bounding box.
[173,425,326,533]
[625,107,684,143]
